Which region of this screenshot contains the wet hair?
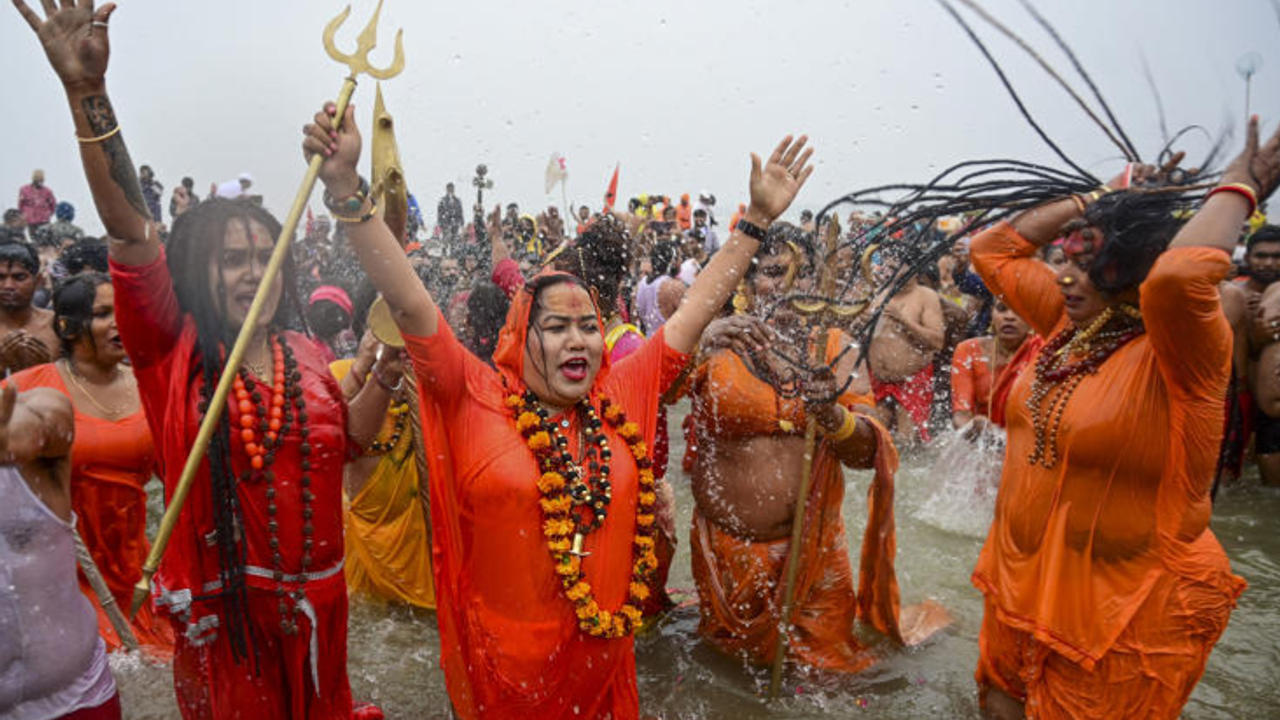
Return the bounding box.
[1246,225,1280,252]
[553,216,632,314]
[60,237,109,275]
[745,221,812,281]
[51,272,111,356]
[648,241,678,281]
[1078,190,1188,294]
[164,197,306,661]
[466,281,510,362]
[0,239,41,274]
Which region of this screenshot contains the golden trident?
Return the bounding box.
[131,2,406,618]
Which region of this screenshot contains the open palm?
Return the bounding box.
[748,135,815,221]
[14,0,116,88]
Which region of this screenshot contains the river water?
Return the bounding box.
[117,404,1280,718]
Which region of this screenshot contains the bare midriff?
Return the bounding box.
[692,433,810,542]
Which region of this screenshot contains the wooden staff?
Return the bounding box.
[74,532,139,652]
[130,1,406,618]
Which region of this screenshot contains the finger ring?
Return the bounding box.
[92,21,109,28]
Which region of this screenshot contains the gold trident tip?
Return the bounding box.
[323,0,406,81]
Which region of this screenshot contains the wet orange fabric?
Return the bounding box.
[402,274,688,720]
[970,222,1246,717]
[950,337,1003,419]
[688,336,948,672]
[6,362,174,657]
[331,359,434,610]
[988,335,1044,428]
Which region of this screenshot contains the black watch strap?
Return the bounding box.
[735,218,767,241]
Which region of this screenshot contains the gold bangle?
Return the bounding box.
[77,126,121,144]
[1069,194,1087,215]
[827,406,860,443]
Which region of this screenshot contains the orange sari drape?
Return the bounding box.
[970,222,1246,718]
[403,274,688,720]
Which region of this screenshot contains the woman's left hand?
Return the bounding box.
[800,365,842,427]
[746,135,815,225]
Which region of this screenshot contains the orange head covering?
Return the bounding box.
[491,270,612,394]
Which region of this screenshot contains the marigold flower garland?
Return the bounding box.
[507,390,658,638]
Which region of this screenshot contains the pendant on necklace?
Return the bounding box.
[569,532,591,557]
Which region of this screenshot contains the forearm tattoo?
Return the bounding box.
[81,95,150,220]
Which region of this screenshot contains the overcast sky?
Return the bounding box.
[3,1,1279,236]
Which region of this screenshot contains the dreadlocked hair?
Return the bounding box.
[164,197,308,663]
[1078,190,1190,294]
[745,221,814,281]
[553,214,632,315]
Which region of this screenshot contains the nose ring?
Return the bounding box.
[1060,276,1076,286]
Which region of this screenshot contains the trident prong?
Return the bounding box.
[323,0,406,81]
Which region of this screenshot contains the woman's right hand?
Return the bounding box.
[14,0,116,90]
[1223,115,1280,200]
[303,102,363,199]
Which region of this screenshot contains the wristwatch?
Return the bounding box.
[735,218,767,241]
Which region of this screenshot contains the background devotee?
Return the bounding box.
[0,384,123,719]
[303,95,814,719]
[0,239,59,374]
[968,119,1280,719]
[14,2,399,716]
[4,272,173,657]
[949,299,1035,431]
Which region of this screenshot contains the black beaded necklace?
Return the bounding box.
[524,389,613,551]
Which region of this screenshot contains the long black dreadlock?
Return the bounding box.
[165,197,307,663]
[758,1,1222,402]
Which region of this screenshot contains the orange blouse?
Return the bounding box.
[970,222,1246,669]
[950,337,1002,419]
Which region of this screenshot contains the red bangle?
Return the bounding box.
[1207,183,1259,216]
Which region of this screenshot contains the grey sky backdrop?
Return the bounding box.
[3,1,1279,236]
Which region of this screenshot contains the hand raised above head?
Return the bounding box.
[1223,115,1280,200]
[302,102,362,198]
[746,135,816,225]
[13,0,116,89]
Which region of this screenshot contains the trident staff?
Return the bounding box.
[123,1,406,617]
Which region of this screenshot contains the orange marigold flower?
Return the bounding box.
[619,422,640,439]
[631,441,648,459]
[634,536,655,552]
[540,495,572,514]
[604,404,622,421]
[566,581,591,601]
[628,582,651,601]
[548,538,571,553]
[537,472,566,493]
[575,599,600,620]
[528,431,552,450]
[638,491,657,507]
[621,605,643,625]
[555,556,581,576]
[505,395,523,408]
[516,411,541,432]
[637,469,655,487]
[543,518,573,537]
[636,513,655,528]
[597,609,613,629]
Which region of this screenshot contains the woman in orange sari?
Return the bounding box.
[303,102,816,719]
[687,225,947,674]
[969,122,1280,719]
[5,272,173,657]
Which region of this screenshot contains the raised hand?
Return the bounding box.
[747,135,815,223]
[13,0,116,89]
[1223,115,1280,201]
[302,102,363,199]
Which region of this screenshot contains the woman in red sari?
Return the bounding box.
[16,4,396,717]
[303,101,815,718]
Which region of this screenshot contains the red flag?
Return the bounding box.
[603,164,619,213]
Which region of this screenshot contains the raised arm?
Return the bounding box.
[304,103,437,337]
[1170,116,1280,254]
[663,135,815,354]
[14,1,157,266]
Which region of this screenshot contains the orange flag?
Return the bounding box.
[603,164,619,213]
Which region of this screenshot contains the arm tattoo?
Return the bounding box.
[81,95,150,220]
